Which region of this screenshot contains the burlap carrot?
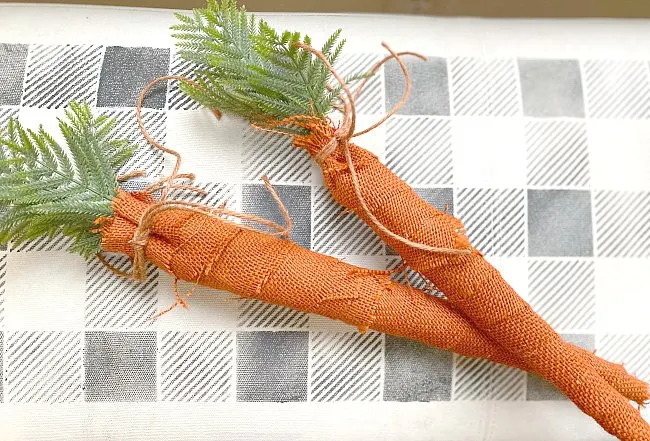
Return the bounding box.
[103,189,647,404]
[0,102,645,415]
[171,2,649,439]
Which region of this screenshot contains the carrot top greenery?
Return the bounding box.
[0,102,136,257]
[171,0,367,124]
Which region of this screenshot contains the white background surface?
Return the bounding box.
[1,4,648,440]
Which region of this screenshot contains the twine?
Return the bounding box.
[99,77,294,292]
[261,42,471,256]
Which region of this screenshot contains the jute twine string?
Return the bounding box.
[99,77,294,296]
[259,42,471,256]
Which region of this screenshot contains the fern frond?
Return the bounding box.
[171,1,367,122]
[0,102,137,258]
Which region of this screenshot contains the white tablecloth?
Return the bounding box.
[0,4,648,440]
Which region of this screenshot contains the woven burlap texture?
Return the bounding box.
[293,124,650,440]
[101,191,647,408]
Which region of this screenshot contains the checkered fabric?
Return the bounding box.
[0,8,649,440]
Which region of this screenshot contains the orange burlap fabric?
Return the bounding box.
[294,125,650,441]
[102,191,521,359]
[101,191,647,407]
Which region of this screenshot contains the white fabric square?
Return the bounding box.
[484,256,529,301]
[165,109,245,182]
[4,251,86,330]
[589,120,650,190]
[452,117,526,188]
[156,273,238,331]
[595,258,650,333]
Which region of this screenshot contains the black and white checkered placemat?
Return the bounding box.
[0,11,649,438]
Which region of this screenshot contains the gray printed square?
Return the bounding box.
[242,184,311,249]
[0,44,28,106]
[526,334,594,401]
[528,190,593,256]
[384,335,452,401]
[84,331,157,402]
[385,57,449,115]
[387,188,453,256]
[518,59,585,117]
[97,47,170,109]
[237,331,308,402]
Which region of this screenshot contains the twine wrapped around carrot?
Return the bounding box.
[1,100,640,403]
[169,2,650,439]
[134,78,649,407]
[0,100,646,441]
[105,117,647,405]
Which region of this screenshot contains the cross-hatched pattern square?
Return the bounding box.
[85,255,158,329]
[99,108,166,177]
[6,331,82,403]
[386,116,452,187]
[310,331,383,402]
[453,354,526,401]
[312,186,384,256]
[528,259,595,332]
[449,57,521,116]
[167,53,201,110]
[160,331,234,402]
[525,120,590,188]
[582,60,650,119]
[241,127,311,185]
[593,191,650,258]
[335,53,385,115]
[456,188,526,257]
[22,45,103,109]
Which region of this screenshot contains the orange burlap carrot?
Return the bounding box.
[133,65,647,438]
[100,190,648,408]
[292,123,650,440]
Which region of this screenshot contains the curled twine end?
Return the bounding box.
[117,170,147,182]
[148,278,189,321]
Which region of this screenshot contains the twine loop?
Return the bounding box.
[100,77,293,289]
[262,42,471,256]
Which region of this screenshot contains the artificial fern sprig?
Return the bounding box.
[172,0,367,123]
[0,102,137,257]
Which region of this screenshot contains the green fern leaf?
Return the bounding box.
[171,1,368,123]
[0,102,138,258]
